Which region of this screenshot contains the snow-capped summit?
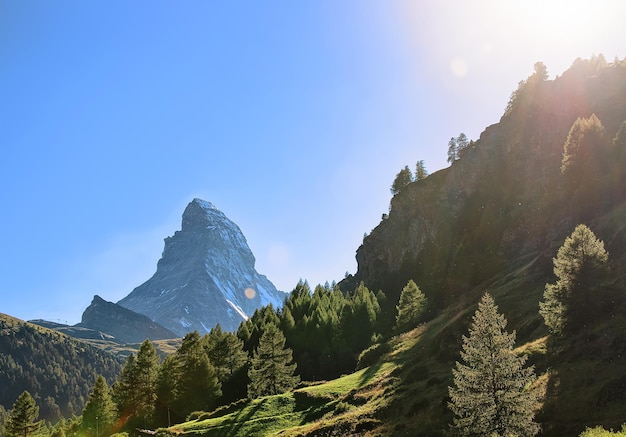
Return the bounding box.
[117,198,286,335]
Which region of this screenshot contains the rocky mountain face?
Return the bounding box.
[32,296,177,344]
[76,295,177,343]
[118,198,286,335]
[348,57,626,309]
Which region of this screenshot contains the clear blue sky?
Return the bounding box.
[2,1,625,324]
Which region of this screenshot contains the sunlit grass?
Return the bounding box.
[158,361,397,436]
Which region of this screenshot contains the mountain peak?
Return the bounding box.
[118,199,286,334]
[182,198,226,231]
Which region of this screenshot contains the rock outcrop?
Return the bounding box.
[75,295,177,343]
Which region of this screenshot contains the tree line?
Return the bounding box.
[1,278,431,436]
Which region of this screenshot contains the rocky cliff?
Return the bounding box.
[74,295,177,343]
[349,57,626,307]
[117,198,286,335]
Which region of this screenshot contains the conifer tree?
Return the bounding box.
[448,137,459,163]
[111,339,160,429]
[112,354,137,420]
[561,114,606,176]
[448,293,540,437]
[175,331,221,415]
[391,165,413,196]
[5,391,43,437]
[539,224,609,335]
[134,339,160,423]
[81,375,116,437]
[205,325,248,384]
[395,279,427,333]
[248,324,299,398]
[415,160,428,180]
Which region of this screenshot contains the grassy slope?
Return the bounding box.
[161,362,396,436]
[158,237,626,436]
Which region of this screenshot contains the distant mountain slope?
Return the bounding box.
[76,295,178,343]
[0,313,123,422]
[32,295,178,344]
[118,198,286,335]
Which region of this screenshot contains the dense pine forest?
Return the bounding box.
[3,55,626,436]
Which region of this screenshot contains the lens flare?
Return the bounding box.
[245,288,256,299]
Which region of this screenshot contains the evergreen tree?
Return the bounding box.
[175,331,221,415]
[448,293,540,437]
[205,325,248,384]
[155,354,179,426]
[447,137,458,163]
[456,133,470,158]
[248,324,299,398]
[395,279,427,333]
[391,165,413,196]
[561,114,606,175]
[5,391,43,437]
[539,224,609,335]
[133,339,160,424]
[112,354,137,421]
[111,339,160,429]
[81,375,116,437]
[415,160,428,180]
[0,405,7,436]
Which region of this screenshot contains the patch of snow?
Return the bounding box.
[179,318,191,328]
[226,299,248,321]
[200,321,212,333]
[184,305,189,314]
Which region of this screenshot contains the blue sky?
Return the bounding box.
[2,1,625,324]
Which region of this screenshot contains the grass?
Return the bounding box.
[157,362,396,437]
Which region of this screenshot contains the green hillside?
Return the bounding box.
[0,314,123,421]
[155,57,626,436]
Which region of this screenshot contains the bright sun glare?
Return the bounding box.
[511,0,623,46]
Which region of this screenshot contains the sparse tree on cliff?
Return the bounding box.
[391,165,413,196]
[415,160,428,180]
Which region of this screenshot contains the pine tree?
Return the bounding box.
[81,375,116,437]
[111,339,160,429]
[561,114,606,176]
[395,279,427,333]
[205,324,248,384]
[390,165,413,196]
[133,339,160,424]
[415,160,428,181]
[175,331,221,415]
[5,391,43,437]
[448,137,459,163]
[248,324,299,398]
[448,293,540,437]
[539,224,609,335]
[112,354,137,420]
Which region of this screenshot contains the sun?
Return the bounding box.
[510,0,624,47]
